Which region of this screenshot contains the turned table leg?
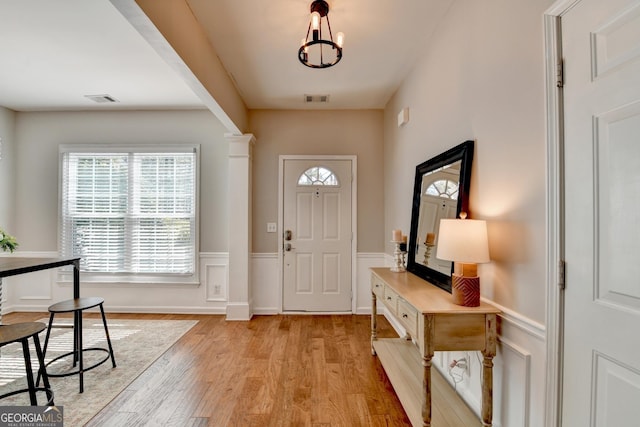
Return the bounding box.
[481,351,494,426]
[422,314,435,427]
[422,354,433,427]
[371,291,377,355]
[482,313,497,427]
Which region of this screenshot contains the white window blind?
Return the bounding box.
[60,147,197,277]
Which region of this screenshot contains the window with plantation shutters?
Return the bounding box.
[60,145,198,281]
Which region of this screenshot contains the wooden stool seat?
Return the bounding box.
[0,322,54,406]
[0,322,47,345]
[48,296,105,313]
[41,297,116,393]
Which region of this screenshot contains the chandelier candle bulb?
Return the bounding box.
[311,11,320,30]
[336,32,344,48]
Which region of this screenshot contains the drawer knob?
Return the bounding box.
[387,296,391,300]
[402,313,408,318]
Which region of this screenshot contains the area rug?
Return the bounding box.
[0,318,198,426]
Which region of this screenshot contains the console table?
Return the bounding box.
[370,267,500,427]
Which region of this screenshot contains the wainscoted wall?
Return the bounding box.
[250,252,388,315]
[2,252,229,314]
[4,251,544,426]
[251,253,280,314]
[428,305,546,427]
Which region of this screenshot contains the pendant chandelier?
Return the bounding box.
[298,0,344,69]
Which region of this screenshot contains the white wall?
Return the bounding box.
[383,0,554,425]
[247,109,387,316]
[4,110,232,313]
[248,109,385,253]
[13,110,228,252]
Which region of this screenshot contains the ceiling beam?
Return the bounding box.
[110,0,247,135]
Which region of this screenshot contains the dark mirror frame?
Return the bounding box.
[406,140,474,292]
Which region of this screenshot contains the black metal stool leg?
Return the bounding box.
[32,333,54,405]
[99,304,116,368]
[36,312,56,388]
[77,310,83,393]
[21,338,37,405]
[73,310,80,367]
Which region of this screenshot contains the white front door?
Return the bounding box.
[282,159,353,311]
[562,0,640,424]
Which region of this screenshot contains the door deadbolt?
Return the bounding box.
[284,230,292,241]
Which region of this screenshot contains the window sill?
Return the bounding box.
[57,271,200,287]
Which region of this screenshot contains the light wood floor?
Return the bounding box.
[3,312,479,426]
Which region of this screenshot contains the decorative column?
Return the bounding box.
[226,133,256,321]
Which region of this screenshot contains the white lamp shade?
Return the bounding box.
[436,219,490,263]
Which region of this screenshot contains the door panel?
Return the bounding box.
[323,193,340,239]
[283,159,352,311]
[562,0,640,425]
[296,193,313,238]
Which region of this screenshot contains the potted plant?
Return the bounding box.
[0,228,18,253]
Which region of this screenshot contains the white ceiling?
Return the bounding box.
[0,0,453,113]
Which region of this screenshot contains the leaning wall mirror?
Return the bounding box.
[406,140,474,292]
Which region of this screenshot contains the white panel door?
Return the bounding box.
[562,0,640,425]
[282,159,352,311]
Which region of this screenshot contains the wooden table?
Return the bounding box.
[0,257,81,322]
[370,267,500,427]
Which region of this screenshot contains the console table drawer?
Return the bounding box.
[371,276,385,298]
[383,286,399,314]
[397,298,418,336]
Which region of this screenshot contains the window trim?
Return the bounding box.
[58,143,200,285]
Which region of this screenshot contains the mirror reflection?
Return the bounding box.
[406,140,474,293]
[414,161,461,273]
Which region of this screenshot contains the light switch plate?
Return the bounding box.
[267,223,277,233]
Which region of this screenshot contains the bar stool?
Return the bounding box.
[41,297,116,393]
[0,322,54,405]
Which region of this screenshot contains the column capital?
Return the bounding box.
[225,133,256,145]
[226,133,256,158]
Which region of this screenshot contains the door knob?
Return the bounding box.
[285,243,295,252]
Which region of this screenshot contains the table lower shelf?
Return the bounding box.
[373,338,480,427]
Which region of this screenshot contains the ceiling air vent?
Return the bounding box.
[84,94,119,103]
[304,94,330,104]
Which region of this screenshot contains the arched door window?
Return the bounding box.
[297,166,339,186]
[425,179,458,199]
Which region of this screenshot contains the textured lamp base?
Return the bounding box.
[452,274,480,307]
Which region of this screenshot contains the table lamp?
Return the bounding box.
[436,216,489,307]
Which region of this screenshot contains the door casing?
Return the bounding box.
[277,155,358,313]
[543,2,570,424]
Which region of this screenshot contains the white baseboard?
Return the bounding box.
[226,302,252,321]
